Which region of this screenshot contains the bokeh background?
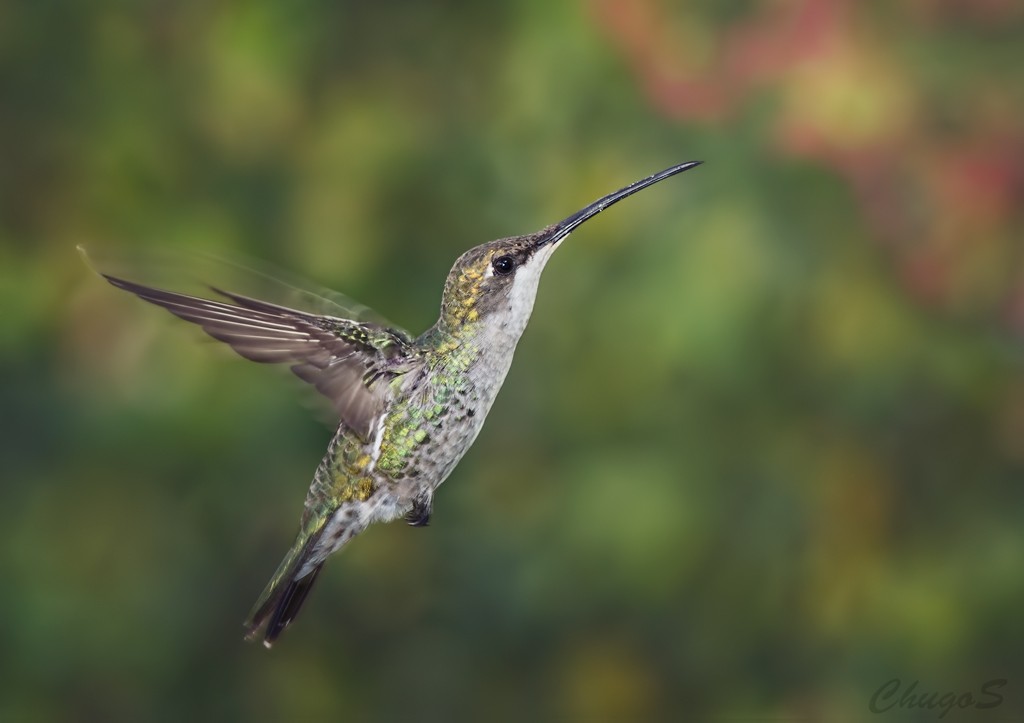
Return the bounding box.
[2,1,1023,721]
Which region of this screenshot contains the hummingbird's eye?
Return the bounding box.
[492,255,515,276]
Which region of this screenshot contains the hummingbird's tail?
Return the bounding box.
[243,522,326,648]
[244,464,386,647]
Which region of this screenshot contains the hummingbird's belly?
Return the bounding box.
[392,399,486,486]
[371,377,497,504]
[320,349,515,532]
[352,413,484,528]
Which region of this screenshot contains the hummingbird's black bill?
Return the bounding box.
[535,160,703,249]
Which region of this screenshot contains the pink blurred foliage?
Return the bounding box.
[590,0,846,121]
[591,0,1024,332]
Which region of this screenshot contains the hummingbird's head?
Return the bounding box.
[435,161,703,340]
[438,232,559,338]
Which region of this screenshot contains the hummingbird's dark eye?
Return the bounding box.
[492,255,515,276]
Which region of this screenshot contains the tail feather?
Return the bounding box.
[244,495,380,647]
[243,525,325,647]
[262,564,324,647]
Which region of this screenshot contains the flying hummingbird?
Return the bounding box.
[85,161,701,647]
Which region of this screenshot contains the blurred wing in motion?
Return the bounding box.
[79,244,397,326]
[80,245,422,440]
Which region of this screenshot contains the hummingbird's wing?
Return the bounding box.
[84,247,422,441]
[79,244,398,328]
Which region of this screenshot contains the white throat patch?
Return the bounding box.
[505,240,561,334]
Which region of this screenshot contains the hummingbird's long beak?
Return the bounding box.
[534,161,703,250]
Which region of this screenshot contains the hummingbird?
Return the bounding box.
[86,161,702,647]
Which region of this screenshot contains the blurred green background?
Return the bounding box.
[2,1,1023,721]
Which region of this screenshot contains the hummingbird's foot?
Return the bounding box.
[405,495,432,527]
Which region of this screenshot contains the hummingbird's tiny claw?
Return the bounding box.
[405,496,433,527]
